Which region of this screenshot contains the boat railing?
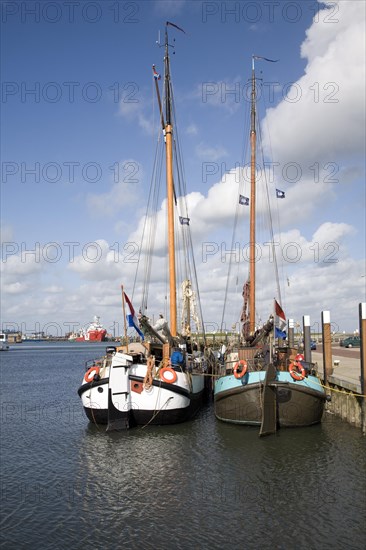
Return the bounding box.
[224,357,264,374]
[277,356,319,376]
[84,355,112,371]
[171,355,208,374]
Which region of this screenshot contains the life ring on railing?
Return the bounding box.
[85,366,100,383]
[160,367,177,384]
[289,362,306,381]
[233,360,248,379]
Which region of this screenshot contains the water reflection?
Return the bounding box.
[1,345,365,549]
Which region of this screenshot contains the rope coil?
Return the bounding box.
[143,356,155,390]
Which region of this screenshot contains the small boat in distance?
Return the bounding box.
[69,316,107,342]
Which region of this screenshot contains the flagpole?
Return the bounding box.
[121,284,128,351]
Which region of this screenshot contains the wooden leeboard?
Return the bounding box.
[259,363,277,437]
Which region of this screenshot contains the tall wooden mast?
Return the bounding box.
[249,57,256,334]
[164,24,177,336]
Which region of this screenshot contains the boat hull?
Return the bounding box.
[75,330,107,342]
[214,371,326,428]
[274,380,325,427]
[81,387,204,426]
[78,364,206,428]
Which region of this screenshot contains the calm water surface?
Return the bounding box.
[1,343,365,549]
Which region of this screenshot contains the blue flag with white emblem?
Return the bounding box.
[239,195,249,205]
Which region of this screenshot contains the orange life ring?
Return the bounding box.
[289,361,306,381]
[85,366,100,383]
[233,360,248,379]
[160,367,177,384]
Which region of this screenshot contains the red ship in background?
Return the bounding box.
[68,316,107,342]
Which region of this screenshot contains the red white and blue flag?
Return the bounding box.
[275,300,286,339]
[124,292,144,340]
[152,65,161,80]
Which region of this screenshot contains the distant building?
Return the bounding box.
[5,332,22,344]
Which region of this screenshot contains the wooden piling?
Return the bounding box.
[288,318,294,348]
[303,315,311,363]
[322,310,333,385]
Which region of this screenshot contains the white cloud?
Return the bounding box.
[4,282,29,295]
[312,221,354,247]
[282,257,365,332]
[262,0,366,168]
[125,162,351,258]
[195,142,228,162]
[44,285,64,293]
[118,97,154,135]
[1,249,43,283]
[86,159,142,218]
[0,223,14,242]
[186,123,198,136]
[198,227,365,332]
[68,239,127,281]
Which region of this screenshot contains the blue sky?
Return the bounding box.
[1,0,365,336]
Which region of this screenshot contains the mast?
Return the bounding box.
[249,56,256,334]
[121,284,128,351]
[164,24,177,336]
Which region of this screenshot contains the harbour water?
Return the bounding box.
[1,343,365,549]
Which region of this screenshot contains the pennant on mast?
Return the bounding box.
[253,55,279,63]
[166,21,186,34]
[276,189,285,199]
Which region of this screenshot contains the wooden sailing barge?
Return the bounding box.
[78,23,210,430]
[214,56,326,435]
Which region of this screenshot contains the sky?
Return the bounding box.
[1,0,365,337]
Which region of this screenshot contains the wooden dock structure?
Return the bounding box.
[300,303,366,434]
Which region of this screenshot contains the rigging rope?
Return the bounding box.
[220,194,240,332]
[134,133,165,312]
[257,92,282,306]
[220,95,251,333]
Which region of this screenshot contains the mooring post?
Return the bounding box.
[303,315,311,363]
[288,318,294,348]
[360,303,366,435]
[322,310,332,385]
